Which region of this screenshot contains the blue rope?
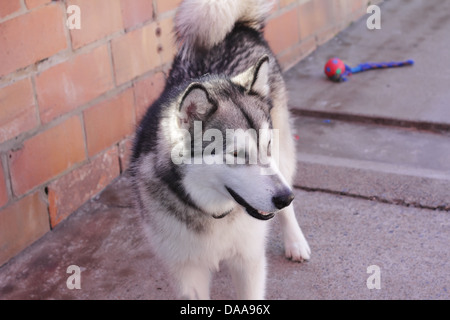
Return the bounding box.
[341,60,414,81]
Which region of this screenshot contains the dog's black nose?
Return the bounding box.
[272,192,295,210]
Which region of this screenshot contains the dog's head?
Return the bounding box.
[169,55,294,220]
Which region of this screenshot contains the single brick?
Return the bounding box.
[0,0,22,19]
[111,23,161,85]
[0,192,49,266]
[83,89,135,157]
[0,162,8,208]
[265,8,300,55]
[0,78,39,144]
[9,116,86,196]
[25,0,52,9]
[35,44,114,124]
[0,4,67,77]
[155,0,181,14]
[157,17,177,66]
[133,71,166,121]
[47,147,120,227]
[120,0,153,30]
[68,0,124,49]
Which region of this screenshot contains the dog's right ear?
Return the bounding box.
[178,83,217,129]
[231,55,270,97]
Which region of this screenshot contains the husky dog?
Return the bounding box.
[130,0,310,299]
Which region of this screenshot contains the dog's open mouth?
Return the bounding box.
[225,187,275,221]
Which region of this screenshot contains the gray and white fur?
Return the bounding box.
[130,0,310,299]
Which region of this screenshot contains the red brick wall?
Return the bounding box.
[0,0,370,266]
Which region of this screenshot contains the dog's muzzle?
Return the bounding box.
[225,186,294,221]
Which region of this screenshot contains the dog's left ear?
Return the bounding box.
[232,55,270,97]
[178,83,217,129]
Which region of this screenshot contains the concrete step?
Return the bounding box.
[292,116,450,210]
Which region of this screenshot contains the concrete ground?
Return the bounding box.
[1,0,449,300]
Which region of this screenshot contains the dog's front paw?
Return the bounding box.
[284,228,311,262]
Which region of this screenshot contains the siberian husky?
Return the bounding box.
[130,0,311,299]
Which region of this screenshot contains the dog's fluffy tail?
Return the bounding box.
[175,0,273,58]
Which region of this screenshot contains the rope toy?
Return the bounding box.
[324,57,414,82]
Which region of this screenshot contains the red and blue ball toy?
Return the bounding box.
[324,57,414,82]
